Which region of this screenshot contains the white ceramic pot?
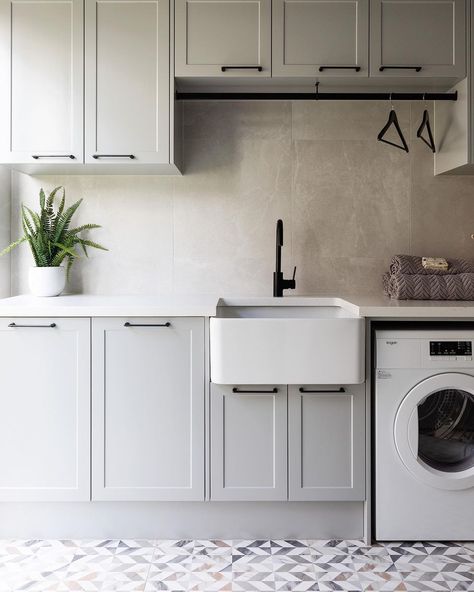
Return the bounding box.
[29,266,66,297]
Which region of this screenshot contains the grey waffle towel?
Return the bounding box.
[390,254,474,276]
[387,273,474,300]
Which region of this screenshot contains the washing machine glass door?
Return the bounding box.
[394,373,474,490]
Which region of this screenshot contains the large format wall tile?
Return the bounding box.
[7,100,474,297]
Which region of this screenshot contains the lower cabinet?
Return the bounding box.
[0,318,91,501]
[92,317,205,501]
[210,384,287,501]
[288,385,365,501]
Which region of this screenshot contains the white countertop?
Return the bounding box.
[0,293,474,318]
[0,294,220,317]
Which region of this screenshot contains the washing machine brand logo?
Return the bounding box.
[386,340,398,345]
[377,370,392,379]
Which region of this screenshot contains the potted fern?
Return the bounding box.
[0,186,107,297]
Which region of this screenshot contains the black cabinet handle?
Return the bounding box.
[8,322,56,328]
[124,321,171,327]
[92,154,135,159]
[318,66,361,72]
[232,387,278,393]
[32,154,75,159]
[221,66,263,72]
[379,66,422,72]
[299,387,345,393]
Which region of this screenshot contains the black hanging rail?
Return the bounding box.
[176,91,458,101]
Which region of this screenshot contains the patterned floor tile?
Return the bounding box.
[0,539,474,591]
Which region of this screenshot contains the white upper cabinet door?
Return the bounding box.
[85,0,170,164]
[210,384,287,501]
[0,318,90,502]
[272,0,369,77]
[175,0,271,77]
[0,0,83,164]
[92,318,205,501]
[370,0,466,78]
[288,385,365,501]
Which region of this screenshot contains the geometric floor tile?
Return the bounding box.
[0,539,473,591]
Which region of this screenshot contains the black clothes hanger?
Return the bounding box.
[416,96,436,153]
[377,95,409,153]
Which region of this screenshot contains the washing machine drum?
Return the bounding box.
[394,373,474,490]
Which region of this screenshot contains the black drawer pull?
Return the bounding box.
[299,387,345,393]
[92,154,135,159]
[232,387,278,394]
[221,66,263,72]
[32,154,75,159]
[124,322,171,328]
[8,322,56,328]
[318,66,361,72]
[379,66,422,72]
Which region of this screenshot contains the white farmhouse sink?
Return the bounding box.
[210,297,365,385]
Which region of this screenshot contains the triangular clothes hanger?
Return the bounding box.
[377,95,409,153]
[416,95,436,153]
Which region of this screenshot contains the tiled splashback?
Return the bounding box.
[8,101,474,297]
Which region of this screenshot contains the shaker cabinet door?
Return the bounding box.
[210,384,287,501]
[370,0,466,78]
[0,0,83,164]
[288,385,365,501]
[175,0,271,77]
[272,0,369,77]
[92,317,205,501]
[0,318,91,501]
[85,0,170,164]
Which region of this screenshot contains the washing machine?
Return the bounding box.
[375,328,474,541]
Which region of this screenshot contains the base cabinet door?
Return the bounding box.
[210,384,287,500]
[288,385,365,501]
[0,318,90,501]
[370,0,466,78]
[175,0,271,77]
[272,0,368,77]
[92,317,205,501]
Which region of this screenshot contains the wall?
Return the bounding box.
[10,101,474,297]
[0,167,10,297]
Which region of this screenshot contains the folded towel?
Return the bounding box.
[422,257,449,271]
[387,273,474,300]
[390,254,474,276]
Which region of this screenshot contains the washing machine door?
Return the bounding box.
[394,373,474,490]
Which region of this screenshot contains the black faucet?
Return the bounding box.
[273,219,296,297]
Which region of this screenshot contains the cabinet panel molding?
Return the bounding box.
[0,318,90,501]
[0,0,84,164]
[210,384,287,501]
[175,0,271,77]
[92,317,205,501]
[288,385,365,501]
[273,0,369,77]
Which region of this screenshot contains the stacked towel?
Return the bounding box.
[383,255,474,300]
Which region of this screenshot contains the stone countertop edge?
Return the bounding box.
[0,293,473,318]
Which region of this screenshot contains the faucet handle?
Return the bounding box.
[292,266,297,280]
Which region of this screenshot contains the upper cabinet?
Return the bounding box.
[175,0,271,77]
[85,0,170,165]
[272,0,369,77]
[0,0,180,173]
[0,0,83,165]
[370,0,466,78]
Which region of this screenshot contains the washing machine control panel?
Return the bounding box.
[376,331,474,368]
[430,341,472,358]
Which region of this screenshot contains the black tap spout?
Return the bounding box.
[273,219,296,297]
[275,219,283,274]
